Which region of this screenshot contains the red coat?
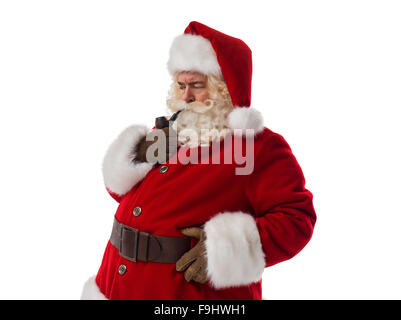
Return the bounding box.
[81,107,316,300]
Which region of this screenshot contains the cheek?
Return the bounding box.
[195,90,209,102]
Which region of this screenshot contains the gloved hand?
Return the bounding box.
[135,126,177,163]
[176,227,208,284]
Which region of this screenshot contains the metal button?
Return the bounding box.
[133,206,142,217]
[118,264,127,275]
[160,165,168,173]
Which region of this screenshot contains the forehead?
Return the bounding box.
[177,71,207,83]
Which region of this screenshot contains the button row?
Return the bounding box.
[121,166,170,274]
[131,166,168,217]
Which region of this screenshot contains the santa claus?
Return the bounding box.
[81,21,316,300]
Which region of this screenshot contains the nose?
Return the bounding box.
[181,87,195,103]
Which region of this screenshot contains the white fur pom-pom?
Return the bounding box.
[228,107,264,137]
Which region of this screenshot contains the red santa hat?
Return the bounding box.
[167,21,253,108]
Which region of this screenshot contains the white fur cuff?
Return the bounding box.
[204,211,266,289]
[102,124,153,196]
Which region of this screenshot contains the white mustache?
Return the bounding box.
[174,100,215,114]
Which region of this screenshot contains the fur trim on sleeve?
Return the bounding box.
[203,211,265,289]
[102,125,153,196]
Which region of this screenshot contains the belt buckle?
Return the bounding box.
[119,224,139,262]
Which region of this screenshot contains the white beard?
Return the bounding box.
[169,100,232,148]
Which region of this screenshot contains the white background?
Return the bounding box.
[0,0,400,299]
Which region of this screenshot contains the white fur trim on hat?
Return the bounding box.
[81,276,107,300]
[102,124,154,196]
[228,107,265,137]
[167,34,222,76]
[203,211,266,289]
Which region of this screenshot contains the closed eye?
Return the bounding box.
[177,81,206,89]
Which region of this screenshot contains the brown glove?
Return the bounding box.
[176,227,208,284]
[135,126,177,163]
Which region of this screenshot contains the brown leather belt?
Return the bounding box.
[110,218,191,264]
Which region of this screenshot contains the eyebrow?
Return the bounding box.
[177,81,206,86]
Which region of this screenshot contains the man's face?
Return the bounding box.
[177,71,209,103]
